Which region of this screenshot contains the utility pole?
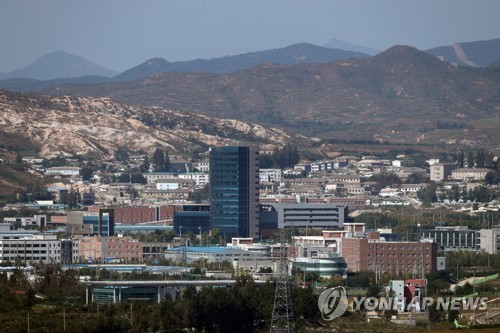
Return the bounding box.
[473,268,476,326]
[198,226,202,246]
[270,229,295,333]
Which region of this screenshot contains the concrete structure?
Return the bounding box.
[259,169,282,183]
[178,172,209,187]
[165,246,262,263]
[260,203,346,230]
[45,166,80,176]
[194,159,210,172]
[210,146,260,239]
[291,256,347,278]
[84,280,250,304]
[421,226,479,251]
[450,168,494,182]
[325,197,369,210]
[113,205,176,225]
[386,279,427,312]
[142,242,170,261]
[0,233,79,264]
[430,163,457,182]
[142,189,190,201]
[3,215,47,228]
[386,280,405,312]
[83,208,115,236]
[65,211,94,236]
[173,204,210,235]
[341,236,437,275]
[479,227,500,254]
[144,172,178,184]
[156,179,195,190]
[78,236,142,263]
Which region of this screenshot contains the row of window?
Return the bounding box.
[1,243,49,247]
[368,252,430,257]
[2,250,50,254]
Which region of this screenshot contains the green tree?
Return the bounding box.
[467,151,474,168]
[140,155,150,173]
[417,182,438,206]
[471,186,493,202]
[457,150,465,168]
[15,152,23,164]
[114,147,129,162]
[373,173,402,191]
[80,166,94,181]
[125,186,139,202]
[188,184,209,202]
[485,171,499,185]
[152,148,165,172]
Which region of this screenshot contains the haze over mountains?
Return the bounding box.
[0,51,117,81]
[35,45,499,149]
[0,37,498,157]
[0,38,499,86]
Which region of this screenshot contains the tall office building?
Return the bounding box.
[209,146,259,239]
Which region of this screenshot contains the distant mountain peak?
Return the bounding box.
[145,58,170,67]
[374,45,443,64]
[324,38,379,55]
[4,51,117,80]
[113,42,368,82]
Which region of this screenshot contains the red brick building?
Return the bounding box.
[341,237,437,275]
[110,206,176,225]
[78,236,143,262]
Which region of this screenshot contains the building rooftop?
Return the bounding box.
[167,246,238,253]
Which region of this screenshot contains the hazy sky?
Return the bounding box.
[1,0,499,72]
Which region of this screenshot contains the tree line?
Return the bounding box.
[259,144,300,169]
[0,264,319,333]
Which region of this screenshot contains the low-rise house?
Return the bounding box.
[156,178,195,190]
[45,166,80,176]
[399,183,428,194]
[194,159,210,172]
[4,215,47,228]
[144,172,178,184]
[450,168,494,182]
[259,169,282,183]
[178,172,209,187]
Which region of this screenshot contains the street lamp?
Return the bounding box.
[198,226,202,246]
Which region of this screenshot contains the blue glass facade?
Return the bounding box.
[83,209,114,236]
[209,146,259,238]
[173,211,210,235]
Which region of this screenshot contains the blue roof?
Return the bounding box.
[168,246,233,253]
[115,225,173,231]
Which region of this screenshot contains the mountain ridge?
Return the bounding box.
[1,38,499,90]
[34,45,500,149]
[426,38,500,67]
[0,51,117,81]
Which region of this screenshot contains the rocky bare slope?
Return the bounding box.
[0,90,314,159]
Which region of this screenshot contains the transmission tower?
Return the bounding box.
[270,229,295,333]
